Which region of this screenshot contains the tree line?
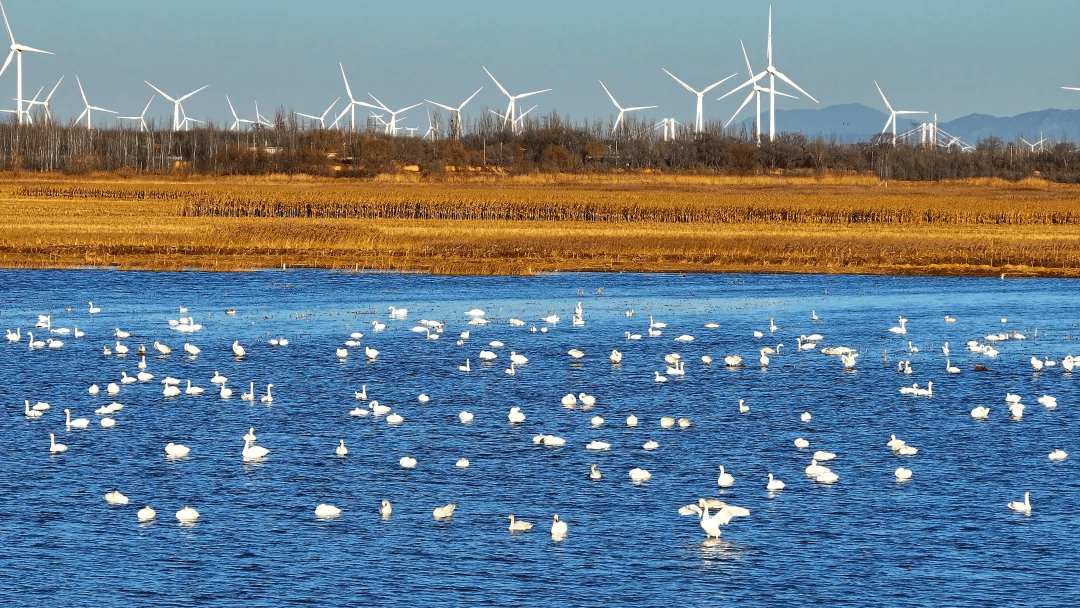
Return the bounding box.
[0,111,1078,182]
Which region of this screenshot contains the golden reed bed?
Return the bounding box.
[2,172,1079,276]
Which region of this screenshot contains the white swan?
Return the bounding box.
[1030,356,1043,371]
[354,385,368,400]
[895,445,919,456]
[241,382,255,402]
[100,417,116,428]
[739,399,749,413]
[805,459,829,477]
[625,331,642,340]
[380,500,393,517]
[507,514,533,532]
[163,384,180,397]
[643,440,659,450]
[654,371,667,383]
[336,347,348,359]
[1049,449,1068,461]
[399,456,417,469]
[365,346,379,360]
[27,332,44,348]
[5,327,19,342]
[456,458,470,468]
[369,401,391,416]
[336,439,348,456]
[567,348,585,359]
[232,341,246,357]
[971,406,990,419]
[888,318,907,335]
[138,506,156,522]
[1008,492,1031,515]
[386,412,404,424]
[801,411,812,422]
[767,473,785,491]
[88,302,101,314]
[629,467,651,482]
[185,380,204,396]
[243,438,269,460]
[717,466,734,487]
[64,408,89,429]
[591,415,604,426]
[113,341,128,354]
[260,384,274,404]
[388,306,408,319]
[1010,401,1025,419]
[813,450,836,462]
[794,437,809,448]
[626,414,638,427]
[660,416,675,428]
[505,362,516,375]
[609,349,622,363]
[895,467,913,481]
[586,440,611,450]
[459,411,474,423]
[1037,395,1057,408]
[551,514,568,537]
[243,428,257,442]
[104,491,129,505]
[153,340,171,355]
[508,407,526,423]
[49,433,68,454]
[24,400,42,419]
[579,393,597,407]
[176,506,200,523]
[589,464,601,480]
[165,442,190,457]
[183,343,200,356]
[702,354,713,364]
[561,393,577,406]
[315,504,342,518]
[434,503,457,519]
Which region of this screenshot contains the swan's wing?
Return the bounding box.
[714,509,734,525]
[721,505,751,518]
[681,504,703,517]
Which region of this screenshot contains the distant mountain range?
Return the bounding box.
[735,103,1080,145]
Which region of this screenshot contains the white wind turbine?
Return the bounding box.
[662,68,735,133]
[75,76,116,130]
[1019,136,1046,152]
[9,84,39,123]
[117,95,154,131]
[24,75,62,122]
[368,93,420,136]
[874,80,926,145]
[752,5,818,142]
[254,101,274,128]
[489,104,537,133]
[225,95,254,131]
[483,66,550,132]
[599,80,656,137]
[297,97,340,129]
[144,81,208,132]
[336,63,382,131]
[720,40,797,144]
[0,0,52,125]
[425,87,483,139]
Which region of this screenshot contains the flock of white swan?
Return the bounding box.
[7,296,1076,539]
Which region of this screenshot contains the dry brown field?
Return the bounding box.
[2,171,1079,276]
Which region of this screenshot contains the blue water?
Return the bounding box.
[1,270,1078,606]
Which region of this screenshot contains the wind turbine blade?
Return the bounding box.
[367,93,390,111]
[76,108,87,123]
[425,100,456,112]
[874,80,893,114]
[717,75,758,101]
[460,87,483,109]
[398,102,422,113]
[772,70,818,103]
[0,50,13,78]
[141,95,154,117]
[44,75,63,102]
[339,63,355,101]
[767,5,773,66]
[482,66,511,98]
[16,45,53,55]
[611,112,623,136]
[663,68,698,94]
[741,40,755,79]
[178,85,209,102]
[624,105,658,112]
[514,88,551,100]
[599,80,621,110]
[144,81,176,103]
[725,90,756,127]
[76,75,89,106]
[702,73,737,94]
[762,89,798,101]
[321,97,340,119]
[1063,87,1080,91]
[895,111,928,115]
[0,1,14,46]
[882,115,893,134]
[90,107,118,114]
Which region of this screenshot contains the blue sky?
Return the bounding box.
[4,0,1079,130]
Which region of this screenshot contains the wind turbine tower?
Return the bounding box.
[720,40,797,145]
[760,5,818,142]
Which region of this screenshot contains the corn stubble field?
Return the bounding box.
[2,172,1079,276]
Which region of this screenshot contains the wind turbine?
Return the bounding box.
[117,95,155,131]
[368,93,420,136]
[761,5,818,141]
[599,80,656,137]
[144,81,208,132]
[336,63,382,131]
[224,95,254,131]
[482,66,550,132]
[423,106,439,140]
[874,80,926,145]
[297,97,340,129]
[425,87,482,139]
[1064,86,1080,92]
[23,75,61,122]
[662,68,735,133]
[489,104,537,133]
[254,101,274,128]
[0,0,53,125]
[720,40,796,144]
[75,76,116,130]
[10,84,39,123]
[1019,136,1046,152]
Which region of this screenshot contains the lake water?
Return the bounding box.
[1,270,1078,606]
